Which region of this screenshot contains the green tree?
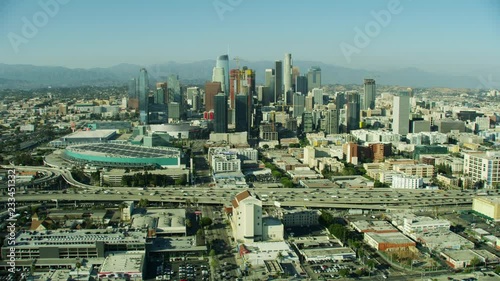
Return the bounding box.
[272,170,282,179]
[328,224,347,242]
[137,198,149,208]
[175,174,187,185]
[200,217,213,228]
[280,177,293,188]
[319,210,334,226]
[75,261,81,278]
[469,256,481,271]
[339,268,350,278]
[209,249,216,257]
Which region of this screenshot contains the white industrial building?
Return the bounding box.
[402,218,451,240]
[391,174,423,189]
[230,190,283,243]
[212,152,241,173]
[231,190,264,243]
[464,151,500,189]
[472,196,500,221]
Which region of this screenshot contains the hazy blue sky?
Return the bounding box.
[1,0,499,75]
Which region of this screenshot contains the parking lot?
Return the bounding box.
[304,259,359,280]
[165,260,210,281]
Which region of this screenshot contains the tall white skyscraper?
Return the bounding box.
[212,67,226,96]
[393,92,410,135]
[216,55,229,94]
[284,53,293,104]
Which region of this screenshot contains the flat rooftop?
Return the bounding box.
[302,247,355,257]
[65,143,180,158]
[474,196,500,204]
[63,130,116,139]
[365,232,415,245]
[418,230,474,250]
[150,209,186,233]
[351,220,398,233]
[13,229,146,248]
[149,237,207,252]
[99,253,144,274]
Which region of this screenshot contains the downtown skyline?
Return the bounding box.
[0,0,499,77]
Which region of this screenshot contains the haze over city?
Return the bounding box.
[1,0,499,76]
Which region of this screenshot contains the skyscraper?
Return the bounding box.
[205,82,222,111]
[138,68,149,124]
[127,78,139,110]
[128,78,137,98]
[346,91,360,132]
[325,109,339,134]
[214,93,228,133]
[336,92,346,110]
[212,67,226,96]
[284,53,292,104]
[216,54,229,94]
[302,112,314,133]
[274,60,283,103]
[307,66,321,91]
[305,94,314,112]
[229,69,240,108]
[167,75,181,103]
[393,91,410,135]
[293,92,305,118]
[155,83,168,104]
[235,94,249,133]
[363,79,376,110]
[295,75,308,96]
[264,69,275,103]
[312,88,324,106]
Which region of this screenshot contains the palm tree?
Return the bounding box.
[470,256,481,271]
[75,260,81,278]
[119,202,128,221]
[277,251,284,263]
[366,260,375,276]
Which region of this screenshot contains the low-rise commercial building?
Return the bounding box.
[98,253,144,280]
[364,232,416,252]
[300,247,356,262]
[394,164,434,178]
[472,196,500,221]
[440,249,500,269]
[2,229,146,260]
[350,220,399,233]
[279,208,320,227]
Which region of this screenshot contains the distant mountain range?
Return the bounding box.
[0,61,485,90]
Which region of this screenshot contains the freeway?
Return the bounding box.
[3,165,498,210]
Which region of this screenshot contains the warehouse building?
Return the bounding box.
[472,196,500,221]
